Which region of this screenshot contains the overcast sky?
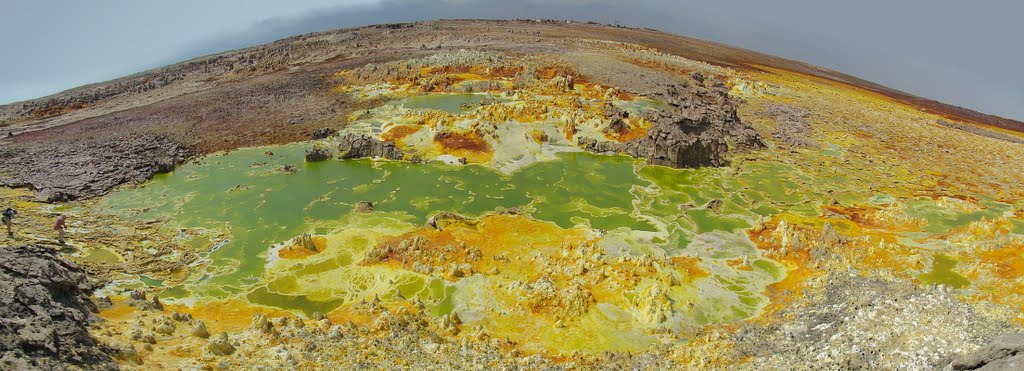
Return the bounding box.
[2,0,1021,121]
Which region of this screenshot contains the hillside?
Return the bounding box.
[1,19,1023,369]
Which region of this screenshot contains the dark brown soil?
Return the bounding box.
[1,20,1017,201]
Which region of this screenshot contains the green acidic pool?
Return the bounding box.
[97,141,828,322]
[918,254,970,289]
[98,145,656,301]
[904,199,1014,234]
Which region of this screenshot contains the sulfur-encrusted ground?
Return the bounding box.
[2,20,1024,370]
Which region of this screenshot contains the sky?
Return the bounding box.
[1,0,1021,121]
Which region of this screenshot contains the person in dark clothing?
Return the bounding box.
[2,207,15,237]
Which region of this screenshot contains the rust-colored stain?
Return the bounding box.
[97,297,138,322]
[746,218,821,318]
[978,243,1024,280]
[604,117,651,143]
[434,130,490,152]
[327,305,380,327]
[374,213,593,282]
[761,253,817,317]
[381,125,422,145]
[671,256,709,280]
[433,129,494,163]
[167,300,292,334]
[824,205,923,232]
[563,121,577,141]
[727,257,755,272]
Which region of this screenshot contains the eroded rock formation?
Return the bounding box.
[0,245,116,370]
[622,83,764,168]
[304,147,333,162]
[338,133,403,160]
[0,133,189,202]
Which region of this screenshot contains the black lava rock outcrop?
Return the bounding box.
[0,133,190,202]
[311,127,336,139]
[337,133,403,160]
[304,147,333,162]
[619,83,763,168]
[0,245,116,370]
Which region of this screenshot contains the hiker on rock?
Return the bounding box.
[2,207,15,237]
[54,214,67,244]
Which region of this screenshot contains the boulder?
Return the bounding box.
[296,233,318,251]
[337,133,403,160]
[603,105,630,135]
[0,245,117,370]
[952,333,1024,370]
[311,127,336,139]
[356,201,375,213]
[619,83,763,168]
[304,147,333,162]
[207,333,235,356]
[107,343,142,364]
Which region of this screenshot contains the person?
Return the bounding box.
[2,207,15,237]
[54,214,67,244]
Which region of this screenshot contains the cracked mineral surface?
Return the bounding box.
[2,19,1023,370]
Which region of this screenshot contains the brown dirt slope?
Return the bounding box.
[0,19,1019,201]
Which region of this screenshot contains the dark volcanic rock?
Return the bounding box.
[603,105,630,135]
[768,104,817,148]
[577,137,623,154]
[0,133,190,202]
[311,127,336,139]
[0,245,116,370]
[304,147,333,162]
[952,333,1024,370]
[620,83,763,168]
[689,71,705,84]
[337,133,403,160]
